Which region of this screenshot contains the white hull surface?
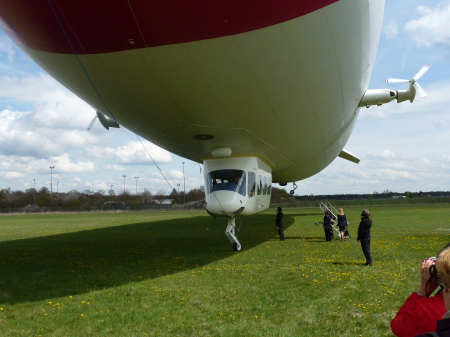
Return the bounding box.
[1,0,385,184]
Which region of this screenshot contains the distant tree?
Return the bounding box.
[65,198,82,209]
[67,190,81,200]
[141,189,153,205]
[271,187,293,203]
[169,188,177,198]
[186,188,204,202]
[36,193,50,207]
[154,188,166,201]
[10,191,27,208]
[39,186,49,194]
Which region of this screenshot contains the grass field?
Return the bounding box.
[1,204,450,336]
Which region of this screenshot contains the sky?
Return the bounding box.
[0,0,449,197]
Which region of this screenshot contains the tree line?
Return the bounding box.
[0,186,203,213]
[0,185,296,213]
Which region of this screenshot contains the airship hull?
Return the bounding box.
[0,0,384,185]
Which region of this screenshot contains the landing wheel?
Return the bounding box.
[233,243,241,251]
[290,190,294,195]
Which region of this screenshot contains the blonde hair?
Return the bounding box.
[338,208,344,215]
[436,246,450,288]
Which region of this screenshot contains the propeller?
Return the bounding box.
[86,115,97,131]
[385,65,430,99]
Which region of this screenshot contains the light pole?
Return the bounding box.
[134,176,139,195]
[177,183,180,204]
[50,166,55,209]
[182,162,186,204]
[33,178,36,204]
[110,185,114,210]
[123,175,127,193]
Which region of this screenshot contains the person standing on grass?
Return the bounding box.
[323,210,333,242]
[275,207,285,241]
[357,209,372,266]
[337,208,348,241]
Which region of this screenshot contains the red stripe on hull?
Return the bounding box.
[0,0,338,54]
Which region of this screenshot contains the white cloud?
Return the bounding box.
[405,2,450,48]
[102,164,126,172]
[383,20,399,40]
[49,154,94,173]
[0,108,98,158]
[3,171,23,179]
[377,150,397,159]
[86,141,172,165]
[166,170,184,180]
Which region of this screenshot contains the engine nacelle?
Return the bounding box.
[96,111,119,130]
[359,83,416,108]
[358,89,396,107]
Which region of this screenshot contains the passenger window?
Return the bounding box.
[248,172,256,198]
[257,175,262,195]
[236,173,246,197]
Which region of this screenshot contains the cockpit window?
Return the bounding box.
[206,170,246,196]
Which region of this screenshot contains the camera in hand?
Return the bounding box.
[428,257,439,279]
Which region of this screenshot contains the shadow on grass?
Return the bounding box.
[0,213,294,304]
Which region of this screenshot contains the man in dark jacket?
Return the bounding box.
[357,209,372,266]
[275,207,285,241]
[323,210,333,241]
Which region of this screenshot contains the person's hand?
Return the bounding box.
[417,258,439,296]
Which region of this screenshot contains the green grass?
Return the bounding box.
[1,205,450,336]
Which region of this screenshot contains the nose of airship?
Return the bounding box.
[205,191,246,216]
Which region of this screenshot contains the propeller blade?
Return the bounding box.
[385,78,409,83]
[413,82,428,99]
[413,65,430,81]
[86,116,97,131]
